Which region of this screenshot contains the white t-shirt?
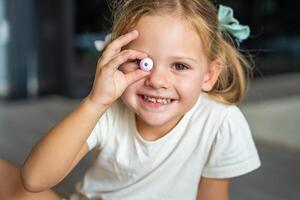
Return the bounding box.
[73,93,261,200]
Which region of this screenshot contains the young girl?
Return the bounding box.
[0,0,261,199]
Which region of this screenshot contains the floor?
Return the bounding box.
[1,74,300,199]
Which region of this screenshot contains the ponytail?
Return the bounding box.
[208,36,252,105]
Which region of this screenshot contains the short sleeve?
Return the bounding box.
[202,106,261,178]
[86,106,113,151]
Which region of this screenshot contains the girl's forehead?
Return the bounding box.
[128,15,205,60]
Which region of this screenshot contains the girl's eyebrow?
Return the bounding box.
[170,55,198,64]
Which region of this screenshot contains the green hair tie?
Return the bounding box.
[218,5,250,45]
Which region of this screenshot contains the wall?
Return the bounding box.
[0,0,8,97]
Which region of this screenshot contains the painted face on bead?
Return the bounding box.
[120,14,219,138]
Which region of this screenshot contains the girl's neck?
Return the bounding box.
[135,115,182,141]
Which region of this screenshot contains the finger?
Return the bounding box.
[99,30,139,66]
[105,49,147,72]
[124,69,150,86]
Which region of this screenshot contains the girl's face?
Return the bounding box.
[120,14,217,134]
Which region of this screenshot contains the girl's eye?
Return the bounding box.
[172,63,189,71]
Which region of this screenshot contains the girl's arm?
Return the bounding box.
[197,177,230,200]
[21,30,149,192]
[21,98,107,192]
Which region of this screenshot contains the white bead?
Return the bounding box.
[139,58,153,71]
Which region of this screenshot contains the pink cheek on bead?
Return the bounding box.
[139,58,153,72]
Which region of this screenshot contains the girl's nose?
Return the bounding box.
[144,67,170,89]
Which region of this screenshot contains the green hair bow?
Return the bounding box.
[218,5,250,44]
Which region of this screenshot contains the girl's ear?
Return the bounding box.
[201,58,224,92]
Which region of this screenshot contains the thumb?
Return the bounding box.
[124,69,150,86]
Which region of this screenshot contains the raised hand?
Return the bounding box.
[88,30,149,107]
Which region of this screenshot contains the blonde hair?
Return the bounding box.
[109,0,252,105]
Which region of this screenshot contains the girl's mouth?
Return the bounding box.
[138,94,175,107]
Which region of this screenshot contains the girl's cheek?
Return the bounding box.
[119,63,139,73]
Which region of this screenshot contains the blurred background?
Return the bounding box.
[0,0,299,199]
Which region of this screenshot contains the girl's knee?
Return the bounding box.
[0,157,19,174]
[0,158,29,193]
[0,157,61,200]
[0,158,22,197]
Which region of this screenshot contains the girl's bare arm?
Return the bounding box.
[20,30,149,192]
[21,98,107,192]
[197,177,230,200]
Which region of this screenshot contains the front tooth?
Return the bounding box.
[150,97,156,103]
[143,95,172,104]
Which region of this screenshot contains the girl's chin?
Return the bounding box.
[136,112,181,130]
[137,115,164,125]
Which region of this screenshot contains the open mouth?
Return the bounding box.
[139,94,175,105]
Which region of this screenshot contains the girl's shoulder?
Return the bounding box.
[188,93,253,141]
[193,93,243,123]
[199,94,261,178]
